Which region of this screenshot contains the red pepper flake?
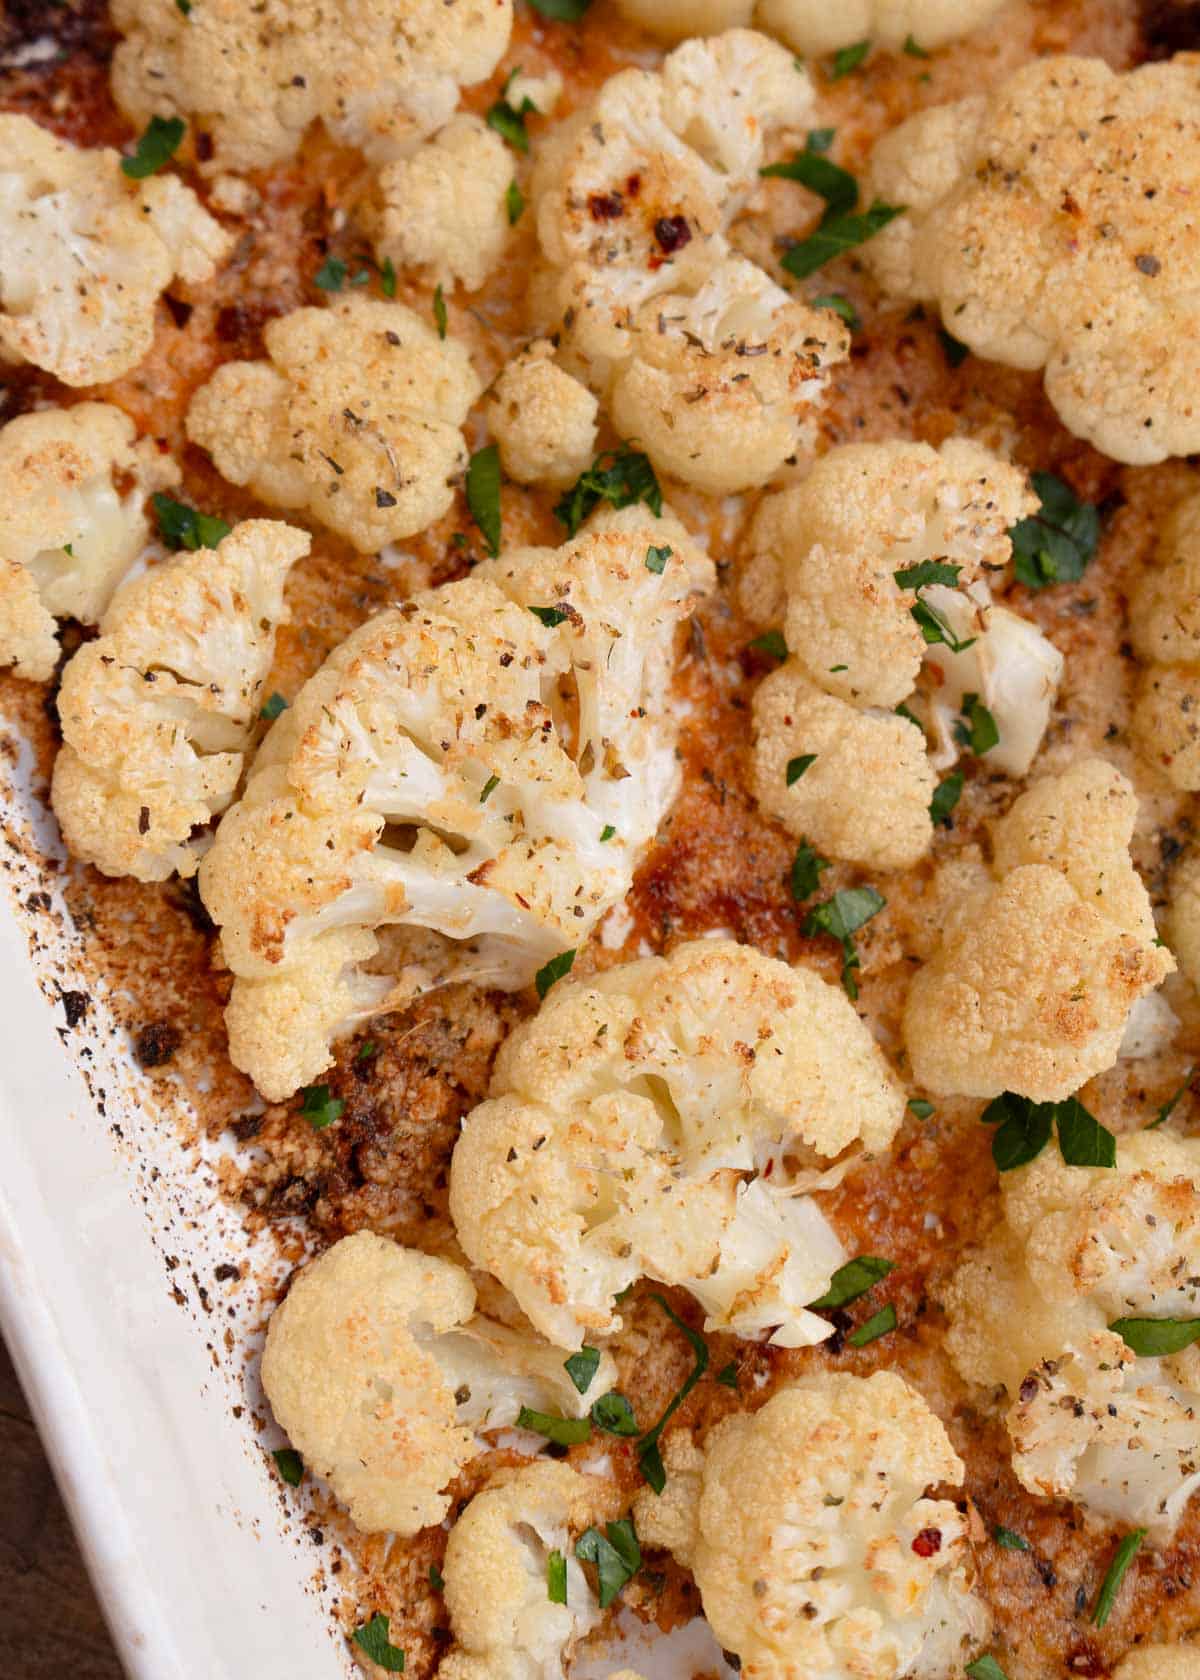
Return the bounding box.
[912,1528,942,1557]
[654,214,692,253]
[588,192,624,221]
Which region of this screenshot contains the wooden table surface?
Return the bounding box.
[0,1336,124,1679]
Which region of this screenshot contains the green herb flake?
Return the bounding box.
[466,443,502,556]
[1010,472,1100,591]
[895,701,923,729]
[965,1658,1010,1680]
[716,1361,739,1390]
[1109,1316,1200,1357]
[591,1392,639,1436]
[528,0,592,16]
[479,773,500,804]
[645,544,673,573]
[748,629,788,661]
[789,839,830,903]
[786,753,817,786]
[911,596,976,655]
[848,1302,897,1347]
[353,1614,406,1672]
[807,127,835,152]
[529,604,569,628]
[313,255,347,292]
[272,1447,303,1485]
[576,1520,640,1609]
[300,1084,344,1130]
[803,886,885,999]
[811,292,860,329]
[1056,1094,1117,1168]
[429,1564,444,1591]
[981,1092,1116,1173]
[1150,1069,1194,1128]
[260,691,288,721]
[955,692,999,756]
[122,115,186,178]
[782,201,903,279]
[938,328,969,368]
[809,1255,895,1311]
[903,32,931,56]
[637,1295,709,1494]
[830,39,870,78]
[506,178,526,225]
[993,1526,1030,1551]
[355,1040,378,1063]
[515,1406,592,1446]
[894,560,962,591]
[760,131,858,219]
[152,493,231,552]
[599,824,616,842]
[62,542,74,556]
[908,1097,935,1119]
[1092,1529,1146,1629]
[487,73,536,153]
[547,1550,568,1605]
[433,284,447,338]
[176,0,192,13]
[929,771,963,827]
[554,445,662,537]
[564,1347,602,1393]
[380,257,397,298]
[535,948,576,999]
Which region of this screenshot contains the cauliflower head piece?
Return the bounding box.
[0,403,178,683]
[450,938,904,1350]
[0,114,230,387]
[865,56,1200,464]
[440,1461,607,1680]
[110,0,513,175]
[755,0,1005,54]
[1114,1648,1200,1680]
[186,294,480,553]
[904,758,1172,1100]
[944,1131,1200,1538]
[51,519,308,883]
[262,1232,612,1537]
[486,342,600,491]
[634,1374,988,1680]
[1167,849,1200,993]
[200,505,715,1101]
[1131,487,1200,790]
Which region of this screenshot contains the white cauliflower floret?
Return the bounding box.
[634,1374,988,1680]
[110,0,513,175]
[752,666,935,873]
[440,1462,608,1680]
[0,403,178,683]
[186,294,480,554]
[261,1233,612,1538]
[366,114,512,293]
[0,114,230,387]
[450,938,904,1351]
[1167,850,1200,992]
[1115,1648,1200,1680]
[486,342,599,490]
[904,758,1172,1100]
[944,1131,1200,1538]
[865,57,1200,464]
[504,69,563,119]
[755,0,1005,55]
[1131,487,1200,790]
[51,519,308,883]
[200,506,715,1100]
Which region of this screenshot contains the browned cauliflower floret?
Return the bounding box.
[51,519,308,883]
[904,759,1172,1099]
[866,57,1200,464]
[186,294,480,553]
[634,1374,989,1680]
[1167,850,1200,992]
[614,0,1004,52]
[1130,487,1200,789]
[530,32,848,493]
[0,403,178,683]
[200,506,715,1100]
[944,1132,1200,1538]
[261,1233,612,1538]
[110,0,513,175]
[485,342,600,490]
[450,939,904,1351]
[1114,1648,1200,1680]
[0,114,230,387]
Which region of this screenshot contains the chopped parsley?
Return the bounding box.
[152,493,231,552]
[576,1519,640,1609]
[506,179,526,224]
[786,753,817,785]
[1092,1529,1146,1629]
[806,127,835,153]
[528,0,592,16]
[554,444,663,537]
[802,886,885,999]
[993,1526,1030,1551]
[908,1097,935,1119]
[1009,472,1100,591]
[272,1447,303,1485]
[981,1092,1116,1173]
[782,202,903,280]
[547,1549,568,1605]
[355,1040,378,1063]
[479,774,500,804]
[380,257,397,298]
[529,604,569,627]
[1109,1317,1200,1357]
[300,1084,344,1130]
[563,1346,602,1393]
[761,130,858,219]
[176,0,192,13]
[466,443,502,556]
[433,284,448,339]
[636,1295,709,1494]
[848,1302,897,1347]
[716,1361,739,1390]
[811,292,860,329]
[894,560,962,591]
[903,32,931,56]
[122,115,186,178]
[965,1659,1010,1680]
[535,948,576,999]
[428,1564,444,1591]
[929,771,963,827]
[260,692,288,721]
[591,1392,639,1436]
[938,327,969,368]
[911,595,976,655]
[809,1255,894,1311]
[600,824,616,842]
[645,544,672,573]
[1056,1094,1119,1166]
[1150,1069,1193,1128]
[353,1615,406,1672]
[487,70,536,153]
[313,255,348,292]
[748,629,788,661]
[516,1406,591,1446]
[829,40,870,78]
[789,839,830,903]
[955,692,999,756]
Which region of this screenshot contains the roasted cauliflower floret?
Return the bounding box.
[635,1374,988,1680]
[1114,1648,1200,1680]
[186,294,480,554]
[486,342,599,490]
[0,114,230,387]
[944,1132,1200,1538]
[440,1462,607,1680]
[110,0,513,175]
[904,759,1172,1100]
[1167,849,1200,992]
[450,939,904,1351]
[1131,487,1200,789]
[365,114,512,293]
[51,519,308,883]
[865,57,1200,464]
[200,506,715,1100]
[261,1233,611,1538]
[752,666,936,873]
[0,403,178,682]
[614,0,1004,51]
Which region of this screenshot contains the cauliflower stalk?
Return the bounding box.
[199,505,715,1101]
[904,758,1173,1100]
[51,519,309,883]
[0,114,230,387]
[110,0,513,174]
[262,1232,614,1537]
[1131,487,1200,790]
[944,1130,1200,1539]
[186,294,480,553]
[450,938,904,1351]
[613,0,1004,54]
[634,1374,989,1680]
[866,56,1200,464]
[0,403,178,682]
